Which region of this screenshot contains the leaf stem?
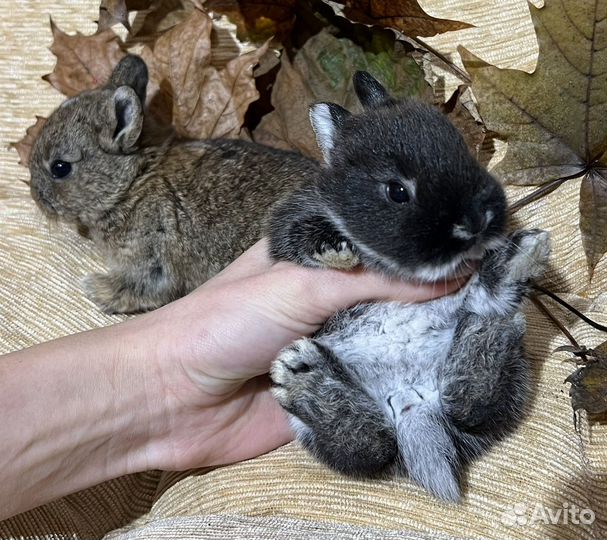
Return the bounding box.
[508,177,568,214]
[508,170,587,215]
[533,284,607,333]
[410,36,471,84]
[531,294,579,348]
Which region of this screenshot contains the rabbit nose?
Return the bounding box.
[36,185,48,202]
[459,211,489,236]
[469,213,488,235]
[33,185,55,211]
[452,216,487,249]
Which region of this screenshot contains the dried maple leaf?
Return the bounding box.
[43,19,126,97]
[126,0,156,8]
[460,0,607,277]
[97,0,166,33]
[98,0,131,31]
[128,0,190,45]
[565,341,607,419]
[10,116,47,170]
[326,0,471,39]
[203,0,296,43]
[253,53,318,158]
[439,85,486,161]
[254,28,430,160]
[142,7,267,139]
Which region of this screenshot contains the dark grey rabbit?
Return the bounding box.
[28,54,319,313]
[268,72,550,501]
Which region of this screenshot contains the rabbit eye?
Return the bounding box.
[386,182,409,204]
[50,160,72,180]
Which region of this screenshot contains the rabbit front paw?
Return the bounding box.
[477,229,550,300]
[270,339,333,416]
[506,229,551,282]
[271,338,398,476]
[312,239,360,270]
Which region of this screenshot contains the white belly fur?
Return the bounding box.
[316,291,465,421]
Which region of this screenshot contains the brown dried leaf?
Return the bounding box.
[43,20,126,97]
[203,0,296,43]
[331,0,471,38]
[594,340,607,358]
[254,53,319,159]
[254,28,430,160]
[580,168,607,276]
[566,342,607,417]
[567,363,607,416]
[98,0,158,36]
[128,0,190,45]
[127,1,243,68]
[142,8,267,139]
[440,86,486,161]
[10,116,47,170]
[98,0,131,31]
[461,0,607,277]
[126,0,156,8]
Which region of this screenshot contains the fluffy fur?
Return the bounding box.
[268,72,551,501]
[29,55,319,313]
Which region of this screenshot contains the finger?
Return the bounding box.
[314,268,466,311]
[271,265,468,327]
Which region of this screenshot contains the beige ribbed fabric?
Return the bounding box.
[104,515,462,539]
[1,1,606,539]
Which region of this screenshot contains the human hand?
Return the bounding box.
[0,238,466,519]
[142,238,466,472]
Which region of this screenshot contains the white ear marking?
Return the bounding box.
[309,104,336,165]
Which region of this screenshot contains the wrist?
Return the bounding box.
[122,299,214,472]
[0,314,172,518]
[110,309,181,473]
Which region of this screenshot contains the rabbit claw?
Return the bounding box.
[312,239,360,270]
[270,338,324,406]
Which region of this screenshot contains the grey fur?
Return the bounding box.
[268,72,551,501]
[29,55,319,313]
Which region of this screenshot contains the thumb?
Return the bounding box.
[274,265,467,328]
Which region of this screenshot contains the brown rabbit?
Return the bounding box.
[28,55,319,314]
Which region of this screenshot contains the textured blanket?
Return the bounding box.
[1,1,605,538]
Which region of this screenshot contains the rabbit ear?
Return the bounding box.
[353,71,390,108]
[110,55,148,104]
[100,86,143,153]
[309,102,350,164]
